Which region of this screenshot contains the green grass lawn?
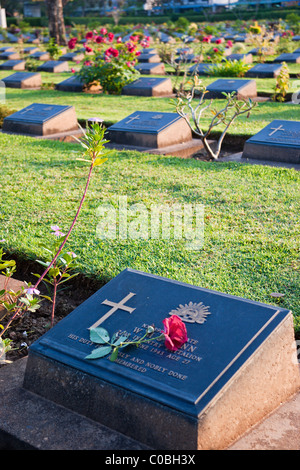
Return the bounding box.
[0,133,299,333]
[0,73,299,136]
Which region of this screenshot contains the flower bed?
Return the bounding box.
[68,29,151,94]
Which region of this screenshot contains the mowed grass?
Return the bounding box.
[0,133,299,333]
[0,76,299,136]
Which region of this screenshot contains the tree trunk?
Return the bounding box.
[45,0,67,46]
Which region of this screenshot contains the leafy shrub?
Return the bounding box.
[46,38,62,60]
[232,43,246,54]
[0,104,17,128]
[25,58,40,71]
[272,62,290,102]
[74,29,148,94]
[208,59,251,77]
[77,61,140,94]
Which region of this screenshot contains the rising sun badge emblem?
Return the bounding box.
[169,301,211,324]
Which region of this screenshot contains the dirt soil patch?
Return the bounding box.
[0,256,104,365]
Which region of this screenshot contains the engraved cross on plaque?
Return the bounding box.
[269,124,285,136]
[126,115,140,124]
[89,292,136,329]
[20,106,35,114]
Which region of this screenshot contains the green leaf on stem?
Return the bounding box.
[109,347,119,362]
[89,327,110,344]
[85,345,112,360]
[113,334,129,347]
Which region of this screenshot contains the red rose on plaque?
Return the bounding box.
[162,315,188,352]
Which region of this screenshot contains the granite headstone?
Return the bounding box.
[242,119,300,163]
[2,72,42,89]
[28,51,50,61]
[273,53,300,63]
[205,79,257,99]
[0,51,20,60]
[188,63,214,75]
[245,63,283,78]
[2,103,78,136]
[60,52,85,62]
[225,53,253,63]
[0,46,14,53]
[23,46,40,54]
[37,60,70,73]
[23,268,300,450]
[55,75,84,92]
[137,53,161,63]
[0,60,25,71]
[106,111,205,157]
[121,77,173,97]
[135,62,165,75]
[107,111,192,148]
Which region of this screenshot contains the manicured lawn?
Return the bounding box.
[0,74,299,136]
[0,133,299,333]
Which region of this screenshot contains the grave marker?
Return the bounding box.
[28,51,50,61]
[205,78,257,99]
[55,75,84,92]
[225,53,253,63]
[107,111,205,157]
[23,46,39,54]
[2,72,42,89]
[23,268,300,450]
[121,77,173,97]
[135,62,165,75]
[60,52,85,62]
[174,54,196,64]
[37,60,69,73]
[2,102,79,138]
[273,53,300,63]
[0,60,25,71]
[0,51,20,60]
[0,46,14,52]
[242,119,300,163]
[188,63,214,76]
[245,63,283,78]
[108,111,191,147]
[137,53,161,63]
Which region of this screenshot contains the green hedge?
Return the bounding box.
[5,8,299,28]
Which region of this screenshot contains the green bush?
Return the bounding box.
[0,104,17,128]
[77,60,140,94]
[208,59,251,77]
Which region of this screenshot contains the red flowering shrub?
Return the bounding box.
[73,28,150,93]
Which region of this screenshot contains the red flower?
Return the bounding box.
[108,32,114,42]
[162,315,188,352]
[215,38,222,44]
[126,42,136,53]
[100,27,107,35]
[111,48,119,57]
[68,37,77,50]
[85,31,93,40]
[95,35,104,43]
[213,47,219,53]
[85,46,93,53]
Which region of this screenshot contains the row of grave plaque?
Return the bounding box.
[1,100,299,163]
